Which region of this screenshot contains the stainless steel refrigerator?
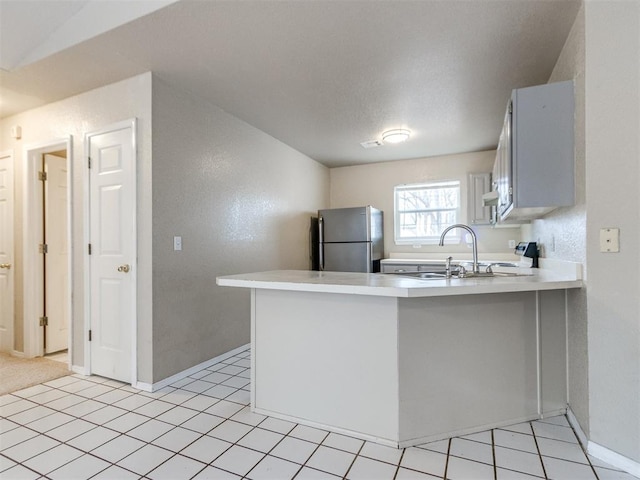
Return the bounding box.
[318,206,384,273]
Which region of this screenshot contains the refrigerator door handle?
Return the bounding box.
[309,221,313,264]
[318,216,324,271]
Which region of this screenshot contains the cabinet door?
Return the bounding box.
[496,103,513,220]
[468,173,491,225]
[512,81,574,209]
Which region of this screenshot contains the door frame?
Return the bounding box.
[22,138,73,361]
[0,150,15,354]
[84,118,138,385]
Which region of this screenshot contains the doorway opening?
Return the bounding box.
[23,139,72,361]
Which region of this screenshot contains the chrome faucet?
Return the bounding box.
[438,224,480,274]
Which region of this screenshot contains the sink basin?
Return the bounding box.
[489,271,533,277]
[409,272,448,279]
[394,271,448,280]
[394,270,532,281]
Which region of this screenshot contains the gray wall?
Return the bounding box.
[584,0,640,462]
[528,4,589,435]
[0,72,330,387]
[530,2,640,464]
[151,77,329,382]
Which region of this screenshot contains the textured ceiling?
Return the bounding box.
[0,0,581,167]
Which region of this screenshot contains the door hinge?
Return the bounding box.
[88,157,91,169]
[39,316,48,327]
[39,243,48,254]
[38,171,47,181]
[88,330,92,341]
[88,243,92,255]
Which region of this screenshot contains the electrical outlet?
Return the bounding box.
[508,239,516,249]
[173,236,182,251]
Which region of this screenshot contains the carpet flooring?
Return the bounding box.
[0,352,71,396]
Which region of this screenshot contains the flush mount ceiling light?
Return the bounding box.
[382,129,411,144]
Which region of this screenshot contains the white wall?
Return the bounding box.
[151,77,329,382]
[0,73,153,371]
[584,0,640,463]
[330,150,520,259]
[529,4,590,435]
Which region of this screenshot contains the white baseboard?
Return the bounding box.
[134,380,153,392]
[566,407,588,448]
[588,441,640,478]
[134,343,250,392]
[71,365,89,376]
[567,407,640,478]
[253,406,399,449]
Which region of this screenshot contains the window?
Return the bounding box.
[394,181,460,244]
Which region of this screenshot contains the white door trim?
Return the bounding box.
[22,138,73,363]
[0,150,15,354]
[84,118,138,385]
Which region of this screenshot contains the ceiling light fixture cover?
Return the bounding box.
[382,129,411,144]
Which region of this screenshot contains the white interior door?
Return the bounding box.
[0,153,14,353]
[44,154,69,354]
[88,122,136,383]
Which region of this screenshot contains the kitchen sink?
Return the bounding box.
[404,272,448,279]
[385,260,530,281]
[392,269,532,280]
[487,271,532,277]
[390,271,449,280]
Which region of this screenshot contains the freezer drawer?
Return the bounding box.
[322,243,372,273]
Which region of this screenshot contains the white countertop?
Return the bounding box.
[216,262,582,298]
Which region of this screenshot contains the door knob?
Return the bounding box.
[0,263,11,269]
[117,264,130,273]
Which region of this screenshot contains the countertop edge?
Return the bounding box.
[216,269,583,298]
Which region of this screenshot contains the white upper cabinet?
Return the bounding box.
[468,172,492,225]
[493,80,575,223]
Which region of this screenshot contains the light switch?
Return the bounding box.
[599,228,619,253]
[10,125,21,139]
[173,236,182,251]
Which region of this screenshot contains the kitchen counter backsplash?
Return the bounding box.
[385,252,521,262]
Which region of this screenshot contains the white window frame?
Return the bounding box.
[394,180,461,245]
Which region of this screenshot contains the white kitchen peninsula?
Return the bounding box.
[216,263,581,447]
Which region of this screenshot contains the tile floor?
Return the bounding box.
[1,346,637,480]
